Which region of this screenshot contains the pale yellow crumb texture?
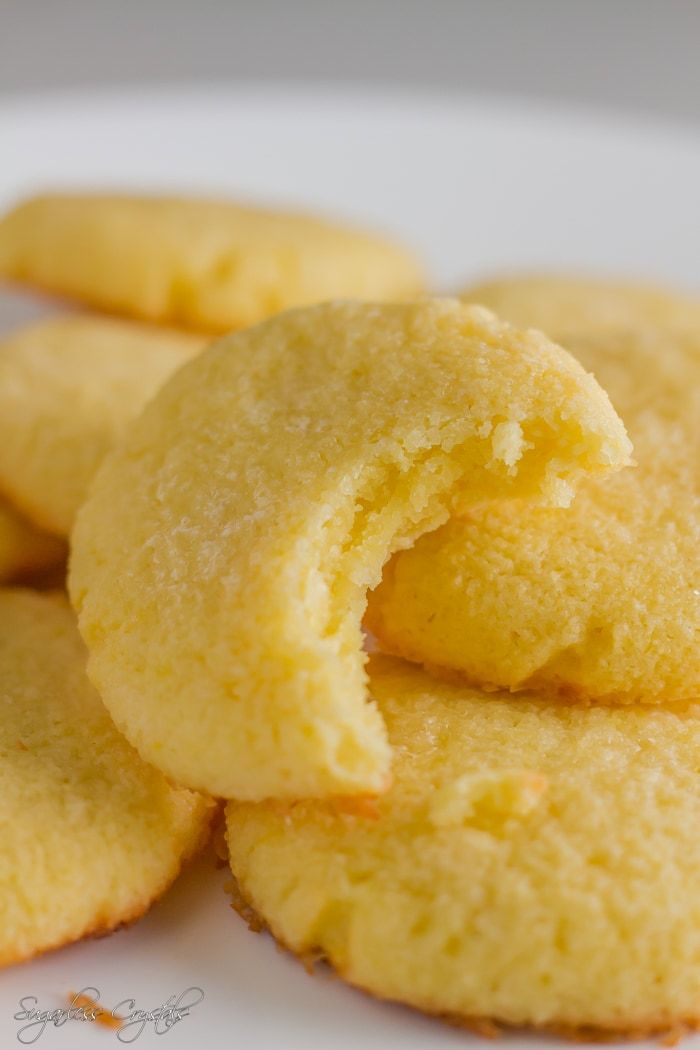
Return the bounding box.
[0,314,206,536]
[69,299,629,801]
[227,654,700,1034]
[368,280,700,703]
[0,193,426,331]
[0,589,213,967]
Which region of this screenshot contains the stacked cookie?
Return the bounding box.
[0,193,424,569]
[0,194,423,960]
[0,192,698,1042]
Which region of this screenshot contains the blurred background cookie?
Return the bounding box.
[0,193,425,333]
[0,589,214,967]
[0,314,206,535]
[227,653,700,1039]
[461,274,700,341]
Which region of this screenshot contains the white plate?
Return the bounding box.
[1,84,699,1049]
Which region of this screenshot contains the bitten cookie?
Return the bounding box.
[69,300,629,800]
[0,314,206,535]
[368,298,699,703]
[0,193,425,332]
[227,654,700,1040]
[0,589,213,967]
[0,498,64,583]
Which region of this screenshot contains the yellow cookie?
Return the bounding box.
[369,312,700,703]
[0,314,206,536]
[0,193,425,332]
[0,589,213,967]
[463,273,700,340]
[69,300,630,800]
[0,498,64,583]
[227,654,700,1039]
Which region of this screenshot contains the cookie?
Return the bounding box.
[0,589,213,966]
[463,273,700,340]
[0,498,64,583]
[69,300,630,800]
[368,313,699,703]
[0,315,206,535]
[227,654,700,1038]
[0,193,425,332]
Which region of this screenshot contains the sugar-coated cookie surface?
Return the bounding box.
[463,274,700,340]
[369,296,700,703]
[0,194,425,332]
[0,498,64,583]
[0,315,206,536]
[0,590,213,967]
[227,654,700,1037]
[69,300,630,800]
